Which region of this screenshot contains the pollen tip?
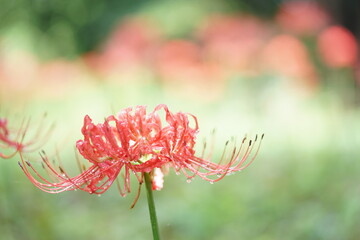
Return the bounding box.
[18,162,23,169]
[225,140,229,146]
[261,133,265,139]
[26,161,31,167]
[249,140,252,146]
[255,134,258,142]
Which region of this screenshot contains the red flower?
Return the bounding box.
[317,25,359,68]
[261,34,318,88]
[1,117,51,159]
[19,105,262,202]
[276,0,330,35]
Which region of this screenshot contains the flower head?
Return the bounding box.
[1,116,52,159]
[276,0,330,35]
[317,25,359,68]
[19,105,263,203]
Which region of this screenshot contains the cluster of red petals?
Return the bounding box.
[19,105,262,197]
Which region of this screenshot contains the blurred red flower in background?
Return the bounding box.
[0,51,38,99]
[83,18,161,79]
[154,40,226,101]
[317,25,359,68]
[19,105,262,203]
[155,39,201,78]
[197,15,269,72]
[276,0,330,35]
[261,34,318,88]
[36,59,88,99]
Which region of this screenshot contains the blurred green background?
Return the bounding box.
[1,0,360,239]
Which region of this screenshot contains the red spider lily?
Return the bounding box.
[1,116,52,159]
[19,105,263,206]
[276,0,330,35]
[317,25,359,68]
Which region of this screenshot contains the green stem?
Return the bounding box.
[144,172,160,240]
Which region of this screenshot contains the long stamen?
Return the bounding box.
[130,173,144,209]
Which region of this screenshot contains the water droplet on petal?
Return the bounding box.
[216,173,222,177]
[186,179,192,183]
[175,171,180,175]
[209,181,214,184]
[97,194,101,197]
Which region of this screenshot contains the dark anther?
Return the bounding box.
[18,162,23,169]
